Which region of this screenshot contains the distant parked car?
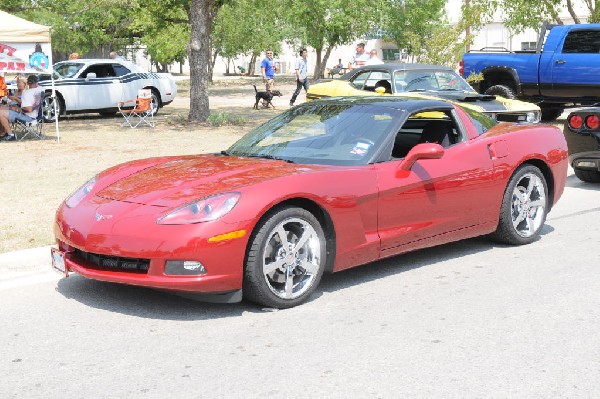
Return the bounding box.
[307,63,541,123]
[564,109,600,183]
[35,59,177,121]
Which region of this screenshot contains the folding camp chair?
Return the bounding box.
[118,89,155,128]
[13,92,45,141]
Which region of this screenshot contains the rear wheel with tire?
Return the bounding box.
[243,206,327,309]
[574,168,600,183]
[484,84,515,99]
[492,165,548,245]
[150,90,160,116]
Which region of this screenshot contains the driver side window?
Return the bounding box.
[390,110,464,159]
[81,65,116,78]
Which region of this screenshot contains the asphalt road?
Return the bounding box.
[1,172,599,398]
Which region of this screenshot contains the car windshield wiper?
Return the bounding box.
[244,154,295,163]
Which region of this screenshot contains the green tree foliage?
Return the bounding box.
[213,0,285,76]
[283,0,384,79]
[131,0,190,71]
[382,0,448,62]
[463,0,600,34]
[1,0,136,57]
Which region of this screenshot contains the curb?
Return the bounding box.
[0,245,54,282]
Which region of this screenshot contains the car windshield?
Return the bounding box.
[54,62,84,78]
[227,102,404,166]
[394,70,474,93]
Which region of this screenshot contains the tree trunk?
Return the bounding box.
[188,0,212,122]
[248,53,258,76]
[313,48,323,80]
[315,46,333,80]
[566,0,581,24]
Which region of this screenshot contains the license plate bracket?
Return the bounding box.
[51,247,69,277]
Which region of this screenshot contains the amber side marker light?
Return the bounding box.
[585,115,600,130]
[208,230,247,242]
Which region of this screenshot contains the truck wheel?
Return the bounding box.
[574,168,600,183]
[484,85,515,99]
[540,106,564,122]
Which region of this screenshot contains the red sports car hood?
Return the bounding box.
[96,154,324,207]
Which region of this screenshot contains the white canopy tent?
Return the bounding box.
[0,10,59,141]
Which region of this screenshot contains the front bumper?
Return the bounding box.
[53,201,253,294]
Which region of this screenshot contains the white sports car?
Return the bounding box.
[37,59,177,120]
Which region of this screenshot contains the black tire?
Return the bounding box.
[492,165,548,245]
[484,84,515,99]
[243,206,327,308]
[540,106,564,122]
[574,168,600,183]
[150,90,161,116]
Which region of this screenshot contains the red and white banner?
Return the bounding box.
[0,41,52,74]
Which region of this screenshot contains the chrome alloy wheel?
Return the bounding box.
[261,217,322,300]
[511,172,547,237]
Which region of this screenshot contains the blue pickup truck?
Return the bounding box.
[461,23,600,121]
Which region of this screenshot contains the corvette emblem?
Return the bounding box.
[95,213,112,221]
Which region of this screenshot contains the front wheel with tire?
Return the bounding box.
[43,92,63,122]
[574,168,600,183]
[243,206,327,309]
[492,165,548,245]
[484,84,515,99]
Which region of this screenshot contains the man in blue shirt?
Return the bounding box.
[260,49,278,92]
[289,48,309,106]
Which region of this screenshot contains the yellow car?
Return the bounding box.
[308,63,541,123]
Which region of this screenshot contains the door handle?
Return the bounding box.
[555,59,566,64]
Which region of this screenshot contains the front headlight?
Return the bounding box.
[157,192,241,225]
[527,111,541,123]
[65,177,96,208]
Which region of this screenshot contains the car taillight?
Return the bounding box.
[585,115,600,130]
[568,115,583,129]
[459,60,464,76]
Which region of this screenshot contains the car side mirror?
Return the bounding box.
[85,73,97,80]
[397,143,444,174]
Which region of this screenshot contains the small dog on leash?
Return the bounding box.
[253,85,282,110]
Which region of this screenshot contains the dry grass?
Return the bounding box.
[0,79,298,253]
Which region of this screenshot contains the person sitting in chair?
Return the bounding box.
[0,75,44,141]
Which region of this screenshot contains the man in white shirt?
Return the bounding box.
[0,75,44,141]
[365,49,384,65]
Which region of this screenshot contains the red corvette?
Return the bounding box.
[52,97,568,308]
